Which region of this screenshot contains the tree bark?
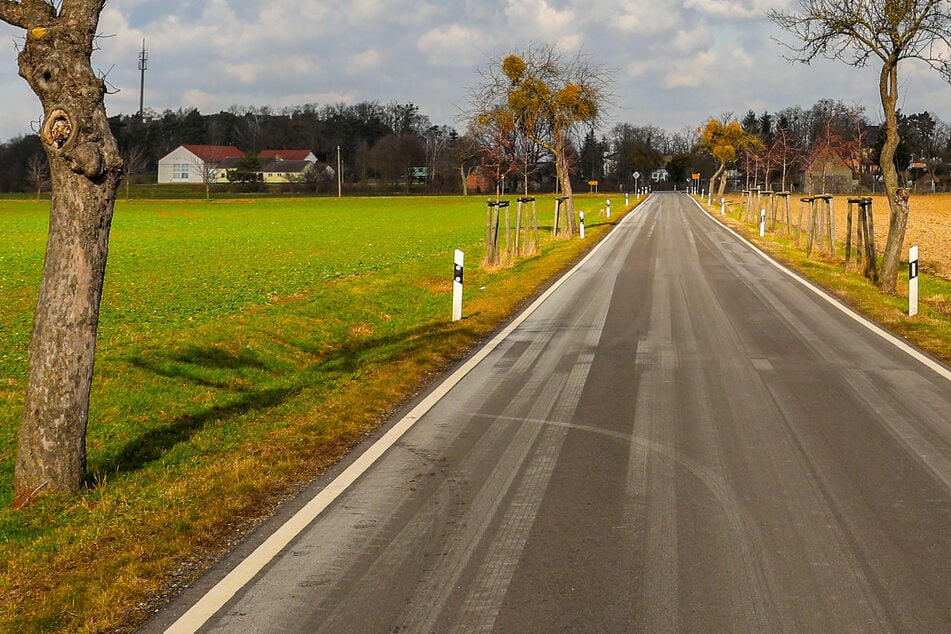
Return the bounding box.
[877,59,906,294]
[554,138,576,237]
[711,163,726,200]
[3,1,123,507]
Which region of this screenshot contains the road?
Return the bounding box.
[148,192,951,632]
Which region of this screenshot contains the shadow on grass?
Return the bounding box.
[88,319,479,483]
[124,345,267,389]
[88,385,300,482]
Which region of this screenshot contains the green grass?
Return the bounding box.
[0,193,630,632]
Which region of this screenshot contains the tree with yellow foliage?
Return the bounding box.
[470,43,610,237]
[699,119,763,200]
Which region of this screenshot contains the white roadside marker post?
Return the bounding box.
[606,199,611,218]
[452,249,464,322]
[579,211,585,239]
[760,208,766,237]
[554,196,568,238]
[625,192,629,207]
[909,245,919,317]
[721,197,726,215]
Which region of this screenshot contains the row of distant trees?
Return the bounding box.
[4,100,948,198]
[0,101,460,194]
[109,101,464,194]
[576,102,951,196]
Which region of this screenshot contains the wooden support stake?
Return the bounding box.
[863,198,878,283]
[806,197,818,257]
[778,192,792,235]
[845,198,862,269]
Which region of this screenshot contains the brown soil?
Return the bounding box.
[728,192,951,279]
[839,193,951,279]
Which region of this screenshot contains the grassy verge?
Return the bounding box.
[0,194,632,632]
[697,196,951,366]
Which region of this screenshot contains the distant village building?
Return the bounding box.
[157,145,243,184]
[464,166,495,195]
[258,149,318,164]
[158,145,319,184]
[805,148,854,194]
[258,159,316,184]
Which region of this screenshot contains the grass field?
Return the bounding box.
[7,190,947,632]
[0,193,629,632]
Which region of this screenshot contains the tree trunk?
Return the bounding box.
[711,163,726,200]
[5,1,123,507]
[554,141,576,237]
[877,59,906,294]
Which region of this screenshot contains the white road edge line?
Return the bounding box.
[163,201,647,633]
[689,195,951,383]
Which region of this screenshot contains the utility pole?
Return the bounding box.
[337,145,342,198]
[138,39,148,120]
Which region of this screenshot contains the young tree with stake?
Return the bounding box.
[769,0,951,293]
[469,43,610,238]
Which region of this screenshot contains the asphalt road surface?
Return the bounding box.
[148,192,951,633]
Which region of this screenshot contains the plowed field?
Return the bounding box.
[730,192,951,279]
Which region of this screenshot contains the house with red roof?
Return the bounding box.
[157,145,244,184]
[258,149,318,164]
[158,145,320,184]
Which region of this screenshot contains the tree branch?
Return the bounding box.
[0,0,56,29]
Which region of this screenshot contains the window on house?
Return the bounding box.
[172,164,190,180]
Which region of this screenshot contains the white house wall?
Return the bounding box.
[157,146,203,184]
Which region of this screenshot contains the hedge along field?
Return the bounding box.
[0,193,630,632]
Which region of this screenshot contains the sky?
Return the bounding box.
[1,0,950,145]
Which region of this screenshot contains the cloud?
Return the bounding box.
[503,0,579,45]
[1,0,950,144]
[626,59,653,78]
[181,89,227,113]
[348,50,382,74]
[685,0,792,20]
[664,49,718,88]
[610,0,681,36]
[672,26,714,53]
[417,24,485,68]
[729,45,754,69]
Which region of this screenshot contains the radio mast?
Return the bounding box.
[138,39,148,119]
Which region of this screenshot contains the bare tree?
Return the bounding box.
[26,151,49,200]
[769,124,803,192]
[470,106,519,266]
[1,0,124,507]
[233,107,264,152]
[452,133,482,196]
[120,144,146,200]
[191,147,226,201]
[769,0,951,293]
[423,125,452,187]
